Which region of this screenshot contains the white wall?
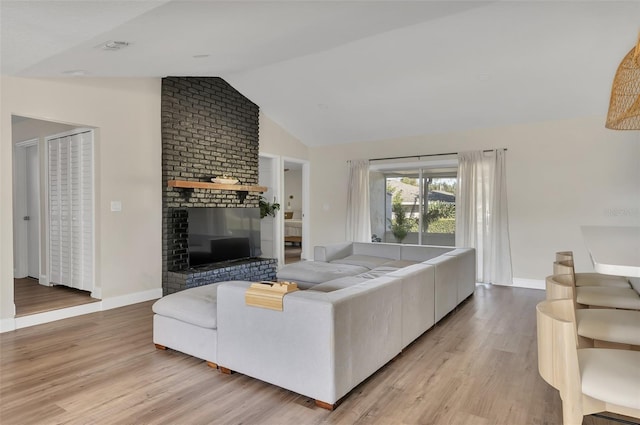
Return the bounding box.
[259,112,311,260]
[1,76,162,325]
[259,156,277,258]
[259,112,308,160]
[308,116,640,284]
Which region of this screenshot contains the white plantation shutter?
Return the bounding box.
[48,131,94,291]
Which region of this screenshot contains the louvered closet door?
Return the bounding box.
[48,131,94,291]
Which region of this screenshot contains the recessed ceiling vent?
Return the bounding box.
[98,40,130,51]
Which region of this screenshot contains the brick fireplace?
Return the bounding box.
[161,77,275,294]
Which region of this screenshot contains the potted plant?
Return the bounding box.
[259,196,281,219]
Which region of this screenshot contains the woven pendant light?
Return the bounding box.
[606,34,640,129]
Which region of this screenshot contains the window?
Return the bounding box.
[370,159,457,246]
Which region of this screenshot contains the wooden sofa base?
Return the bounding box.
[218,366,338,410]
[315,400,336,410]
[155,343,219,369]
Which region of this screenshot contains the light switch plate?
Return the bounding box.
[110,201,122,212]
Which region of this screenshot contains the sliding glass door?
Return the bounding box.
[420,175,456,246]
[372,166,456,246]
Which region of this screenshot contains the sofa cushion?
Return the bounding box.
[331,255,394,270]
[352,242,401,260]
[382,259,419,268]
[152,283,220,329]
[356,267,398,280]
[400,245,453,262]
[355,261,417,279]
[314,241,353,262]
[276,261,368,285]
[309,276,369,293]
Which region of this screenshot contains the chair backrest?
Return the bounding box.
[553,260,575,278]
[536,299,581,406]
[545,273,576,301]
[556,251,574,262]
[537,299,640,423]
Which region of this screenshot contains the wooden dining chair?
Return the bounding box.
[537,298,640,424]
[545,274,640,349]
[553,258,630,288]
[546,272,640,310]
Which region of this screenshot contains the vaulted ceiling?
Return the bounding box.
[2,1,638,146]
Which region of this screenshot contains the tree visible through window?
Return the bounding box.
[378,172,456,245]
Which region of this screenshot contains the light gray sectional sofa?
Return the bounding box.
[215,242,476,408]
[153,242,475,409]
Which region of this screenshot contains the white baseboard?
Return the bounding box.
[101,288,163,310]
[512,278,545,290]
[15,303,102,330]
[0,318,16,333]
[1,288,163,333]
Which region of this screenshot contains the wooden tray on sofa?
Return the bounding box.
[245,281,299,311]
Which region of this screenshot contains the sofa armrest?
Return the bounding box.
[314,241,354,262]
[217,281,336,402]
[445,248,477,301]
[388,263,436,348]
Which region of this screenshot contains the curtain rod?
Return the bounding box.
[368,148,507,162]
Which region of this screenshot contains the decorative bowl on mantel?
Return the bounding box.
[212,176,239,185]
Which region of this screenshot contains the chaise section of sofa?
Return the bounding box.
[274,261,368,289]
[152,283,222,366]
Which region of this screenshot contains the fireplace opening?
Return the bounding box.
[167,207,262,271]
[188,235,251,267]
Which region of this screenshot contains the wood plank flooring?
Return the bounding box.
[0,285,632,425]
[284,245,302,264]
[13,278,100,317]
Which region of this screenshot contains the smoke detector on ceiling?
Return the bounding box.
[98,40,131,51]
[62,70,87,76]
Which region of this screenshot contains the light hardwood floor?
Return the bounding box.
[284,245,302,264]
[0,285,631,425]
[14,278,100,317]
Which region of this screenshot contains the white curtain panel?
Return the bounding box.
[346,159,372,242]
[455,149,513,285]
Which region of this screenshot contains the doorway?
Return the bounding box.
[14,138,40,281]
[258,154,310,266]
[283,158,310,263]
[11,116,99,318]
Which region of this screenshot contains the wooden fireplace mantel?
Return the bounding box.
[167,180,267,193]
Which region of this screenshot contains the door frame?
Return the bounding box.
[282,156,310,261]
[258,153,283,265]
[13,138,44,284]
